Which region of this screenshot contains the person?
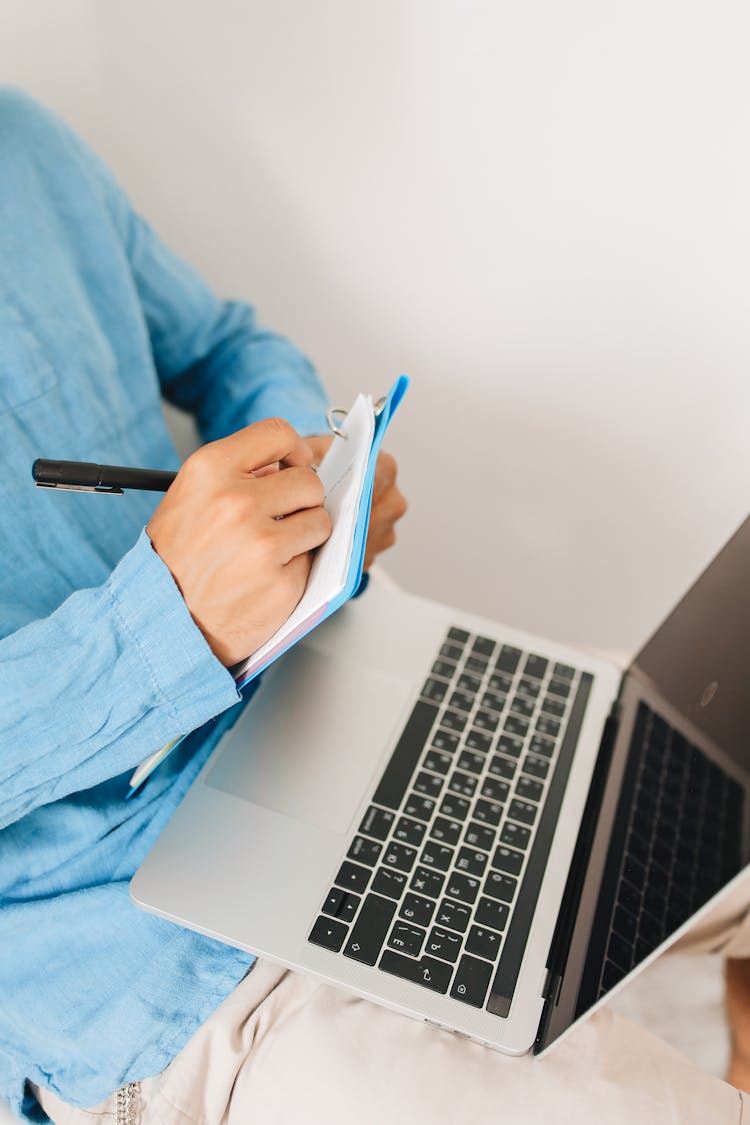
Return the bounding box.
[0,88,747,1125]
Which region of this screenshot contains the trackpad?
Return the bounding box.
[205,645,412,834]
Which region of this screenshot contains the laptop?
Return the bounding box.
[130,514,750,1055]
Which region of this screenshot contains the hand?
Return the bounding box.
[148,418,332,666]
[305,435,407,571]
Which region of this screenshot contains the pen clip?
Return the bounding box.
[34,482,124,495]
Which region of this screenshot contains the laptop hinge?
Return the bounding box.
[534,702,621,1052]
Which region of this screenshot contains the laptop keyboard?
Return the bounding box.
[308,626,590,1014]
[597,701,744,997]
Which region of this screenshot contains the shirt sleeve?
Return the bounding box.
[64,108,331,443]
[0,530,241,832]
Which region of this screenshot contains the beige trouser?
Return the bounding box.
[35,877,750,1125]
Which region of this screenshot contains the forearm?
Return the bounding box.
[0,531,239,830]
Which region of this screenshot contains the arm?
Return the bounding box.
[68,124,329,442]
[0,532,240,832]
[0,420,331,831]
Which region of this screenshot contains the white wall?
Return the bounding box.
[2,0,749,652]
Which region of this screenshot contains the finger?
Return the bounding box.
[370,483,408,526]
[275,505,332,564]
[372,451,397,501]
[252,465,326,517]
[251,461,280,479]
[203,417,314,475]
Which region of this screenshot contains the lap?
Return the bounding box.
[36,960,746,1125]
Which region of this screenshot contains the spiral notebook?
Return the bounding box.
[128,374,409,791]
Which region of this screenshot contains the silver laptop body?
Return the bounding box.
[131,516,750,1055]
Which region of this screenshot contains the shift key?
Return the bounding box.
[344,893,397,965]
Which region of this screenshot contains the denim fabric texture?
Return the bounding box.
[0,88,330,1121]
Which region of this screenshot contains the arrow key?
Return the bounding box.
[309,915,348,952]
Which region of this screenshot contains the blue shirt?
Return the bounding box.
[0,89,330,1121]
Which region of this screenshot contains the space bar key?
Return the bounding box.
[371,700,438,811]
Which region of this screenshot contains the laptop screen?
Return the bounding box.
[537,513,750,1051]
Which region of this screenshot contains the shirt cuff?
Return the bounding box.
[105,529,241,731]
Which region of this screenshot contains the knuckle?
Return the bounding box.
[263,416,295,443]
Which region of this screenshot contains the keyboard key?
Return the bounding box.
[344,894,397,964]
[426,926,463,963]
[431,730,460,754]
[472,636,496,656]
[421,678,448,704]
[500,822,531,849]
[410,866,445,898]
[394,816,427,847]
[480,777,510,803]
[492,845,524,876]
[448,627,470,643]
[529,735,555,758]
[379,951,453,994]
[521,755,549,780]
[517,677,541,699]
[372,700,439,811]
[489,755,516,780]
[404,794,435,821]
[359,806,396,841]
[466,925,502,962]
[515,776,543,803]
[475,896,510,930]
[448,771,478,798]
[424,749,452,775]
[508,798,537,826]
[524,654,548,680]
[383,841,418,873]
[553,662,575,680]
[456,847,488,877]
[483,870,517,903]
[430,816,462,846]
[347,836,382,867]
[465,729,493,754]
[497,734,524,759]
[465,655,489,674]
[432,659,457,679]
[536,715,560,738]
[464,822,496,851]
[439,794,471,821]
[546,679,571,699]
[495,646,521,674]
[510,695,534,717]
[457,750,485,775]
[613,904,637,944]
[399,893,436,928]
[474,710,500,732]
[473,799,503,826]
[387,921,426,957]
[309,915,348,952]
[440,643,463,662]
[458,672,483,694]
[372,867,408,899]
[441,710,468,733]
[481,691,507,713]
[541,696,565,718]
[489,672,514,694]
[450,954,493,1007]
[445,872,481,905]
[436,898,472,933]
[322,888,360,923]
[420,842,455,872]
[449,690,475,712]
[504,715,529,738]
[414,771,444,799]
[335,861,371,894]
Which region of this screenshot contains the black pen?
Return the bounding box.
[32,459,176,495]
